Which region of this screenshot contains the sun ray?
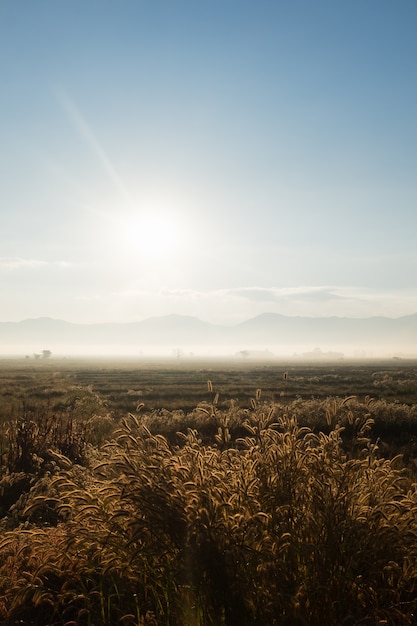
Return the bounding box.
[56,88,133,206]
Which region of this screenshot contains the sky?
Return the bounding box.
[1,0,417,325]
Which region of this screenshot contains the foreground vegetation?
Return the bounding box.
[1,360,417,624]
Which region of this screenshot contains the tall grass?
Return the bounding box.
[0,396,417,624]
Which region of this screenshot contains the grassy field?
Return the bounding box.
[1,357,417,624]
[2,355,417,412]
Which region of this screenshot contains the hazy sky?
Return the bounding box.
[1,0,417,324]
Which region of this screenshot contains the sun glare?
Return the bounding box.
[117,211,183,262]
[92,192,191,271]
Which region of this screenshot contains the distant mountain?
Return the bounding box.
[1,313,417,356]
[0,315,225,348]
[233,313,417,345]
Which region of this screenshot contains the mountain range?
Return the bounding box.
[1,313,417,357]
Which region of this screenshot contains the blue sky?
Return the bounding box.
[1,0,417,324]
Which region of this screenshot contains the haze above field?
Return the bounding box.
[1,1,417,326]
[1,314,417,359]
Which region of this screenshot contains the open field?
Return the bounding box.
[2,356,417,413]
[2,358,417,624]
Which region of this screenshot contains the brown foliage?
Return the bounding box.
[0,397,417,624]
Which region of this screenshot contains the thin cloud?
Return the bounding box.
[0,258,75,272]
[225,286,349,303]
[161,289,205,299]
[227,288,280,302]
[282,288,348,303]
[199,286,417,320]
[0,257,47,271]
[30,284,417,326]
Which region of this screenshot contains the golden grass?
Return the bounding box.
[0,394,417,624]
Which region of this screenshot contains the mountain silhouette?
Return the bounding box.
[1,313,416,356]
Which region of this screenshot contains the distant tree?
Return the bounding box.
[42,349,52,358]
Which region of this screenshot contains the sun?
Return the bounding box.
[116,211,183,262]
[90,192,191,271]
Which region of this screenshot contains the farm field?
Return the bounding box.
[2,355,417,414]
[1,358,417,624]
